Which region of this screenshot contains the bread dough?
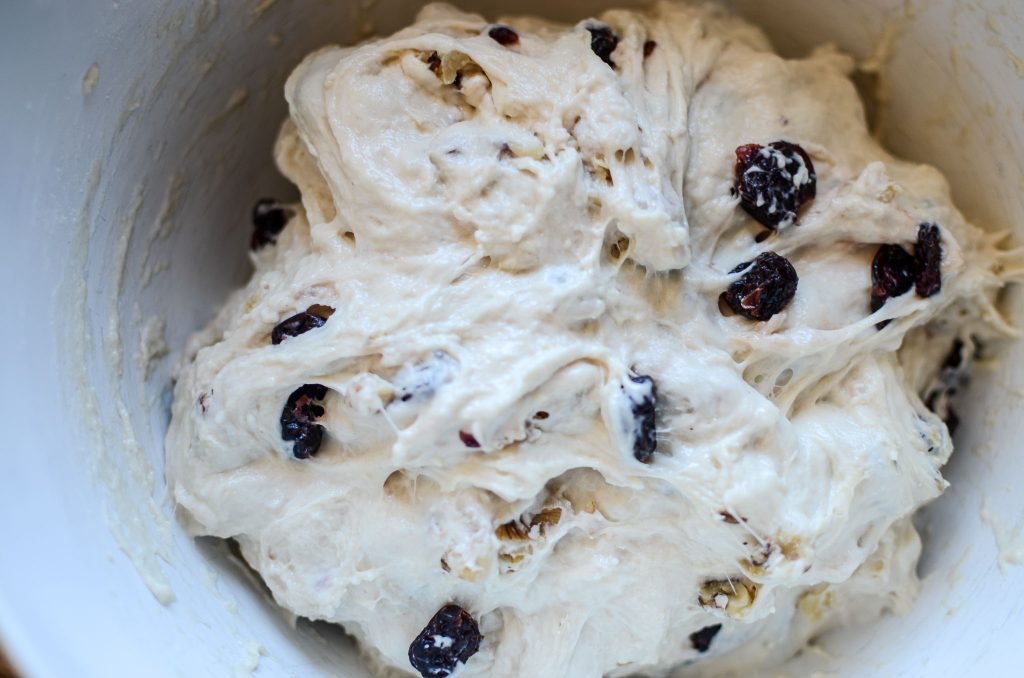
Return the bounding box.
[165,3,1012,676]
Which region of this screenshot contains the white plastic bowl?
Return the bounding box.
[2,1,1023,676]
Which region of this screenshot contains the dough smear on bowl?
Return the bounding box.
[166,3,1016,676]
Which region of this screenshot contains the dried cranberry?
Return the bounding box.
[272,311,328,344]
[915,222,942,297]
[287,424,323,460]
[689,624,722,653]
[586,24,619,68]
[734,142,816,229]
[721,252,798,321]
[488,25,519,46]
[871,244,918,314]
[627,374,657,462]
[281,384,328,459]
[459,431,480,448]
[408,605,482,678]
[643,40,657,57]
[250,198,290,250]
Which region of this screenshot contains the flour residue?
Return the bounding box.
[201,87,250,133]
[114,79,144,139]
[136,315,170,381]
[981,498,1024,570]
[106,185,177,603]
[150,172,186,243]
[984,13,1024,77]
[235,640,265,677]
[251,0,279,20]
[82,63,100,96]
[59,163,175,604]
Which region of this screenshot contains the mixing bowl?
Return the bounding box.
[2,0,1023,676]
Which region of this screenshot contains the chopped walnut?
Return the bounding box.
[495,520,530,542]
[698,578,759,617]
[306,303,336,318]
[531,507,562,528]
[777,537,801,560]
[495,505,565,573]
[796,587,833,623]
[495,506,562,542]
[499,553,525,566]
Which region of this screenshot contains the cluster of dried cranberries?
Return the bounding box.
[720,141,812,321]
[269,305,336,458]
[238,41,958,677]
[871,222,943,326]
[726,142,944,326]
[280,384,327,459]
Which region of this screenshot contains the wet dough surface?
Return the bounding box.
[166,3,1011,676]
